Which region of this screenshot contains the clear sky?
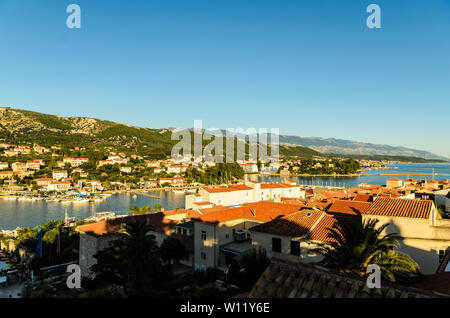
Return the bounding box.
[0,0,449,157]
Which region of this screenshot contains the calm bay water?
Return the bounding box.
[254,163,450,188]
[0,163,449,230]
[0,192,185,231]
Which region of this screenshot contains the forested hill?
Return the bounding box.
[0,107,445,162]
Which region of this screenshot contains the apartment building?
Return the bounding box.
[185,179,304,209]
[63,157,89,167]
[190,201,303,271]
[360,198,450,274]
[386,178,403,188]
[53,170,68,180]
[250,209,338,264]
[77,210,191,278]
[11,162,28,172]
[46,181,72,191]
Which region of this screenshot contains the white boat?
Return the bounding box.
[172,189,185,194]
[61,200,72,204]
[2,196,17,200]
[84,211,117,222]
[73,198,90,204]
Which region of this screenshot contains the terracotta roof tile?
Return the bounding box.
[363,198,432,219]
[326,200,372,216]
[352,194,373,202]
[191,201,302,223]
[249,210,323,237]
[204,184,252,193]
[308,215,340,243]
[247,258,445,298]
[77,213,179,236]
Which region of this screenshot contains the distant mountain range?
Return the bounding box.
[278,135,449,161]
[0,107,447,162]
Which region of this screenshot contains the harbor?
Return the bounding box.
[0,163,449,231]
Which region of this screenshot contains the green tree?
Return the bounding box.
[128,205,152,215]
[15,220,79,269]
[160,236,189,266]
[226,247,270,291]
[313,218,419,282]
[91,221,164,295]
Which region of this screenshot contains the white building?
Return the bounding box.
[63,158,89,167]
[53,170,68,180]
[185,179,304,209]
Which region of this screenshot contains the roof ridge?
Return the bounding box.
[304,211,326,239]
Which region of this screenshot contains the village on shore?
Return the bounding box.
[1,141,450,297]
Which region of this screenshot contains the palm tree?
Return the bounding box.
[91,220,162,294]
[313,218,419,282]
[128,205,152,215]
[120,221,160,289]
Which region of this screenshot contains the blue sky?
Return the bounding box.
[0,0,449,157]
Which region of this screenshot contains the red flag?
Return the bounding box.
[56,227,61,254]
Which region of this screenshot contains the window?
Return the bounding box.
[183,228,187,235]
[201,231,207,240]
[272,238,281,253]
[290,241,300,256]
[201,249,206,260]
[177,227,182,234]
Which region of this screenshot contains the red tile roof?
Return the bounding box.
[77,213,179,236]
[308,215,340,243]
[249,258,446,298]
[352,194,373,202]
[363,198,433,219]
[191,201,302,223]
[326,200,372,216]
[204,184,252,193]
[249,210,323,237]
[193,201,213,206]
[322,190,352,200]
[260,183,300,189]
[387,178,402,181]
